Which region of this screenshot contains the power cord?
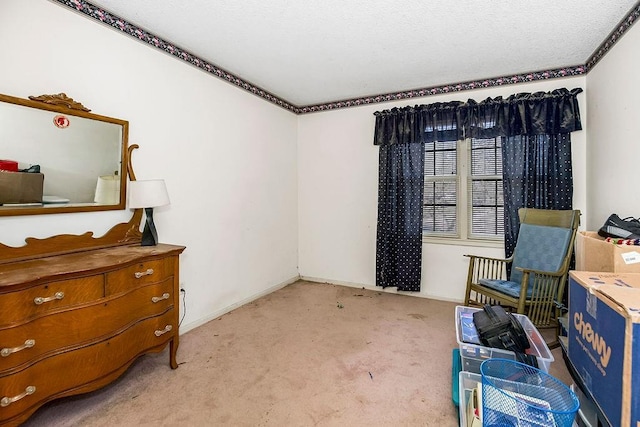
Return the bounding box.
[179,288,187,326]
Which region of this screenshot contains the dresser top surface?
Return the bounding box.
[0,243,185,289]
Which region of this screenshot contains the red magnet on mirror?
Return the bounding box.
[53,115,70,128]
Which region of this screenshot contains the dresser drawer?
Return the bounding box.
[0,309,176,424]
[0,276,104,327]
[0,278,174,373]
[106,258,175,295]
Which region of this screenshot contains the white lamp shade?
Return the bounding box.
[94,175,120,205]
[128,179,170,209]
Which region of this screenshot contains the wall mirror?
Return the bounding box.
[0,93,128,216]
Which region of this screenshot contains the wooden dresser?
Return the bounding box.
[0,243,185,426]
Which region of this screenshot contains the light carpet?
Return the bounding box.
[22,280,572,426]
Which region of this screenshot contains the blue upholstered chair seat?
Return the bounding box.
[478,278,534,299]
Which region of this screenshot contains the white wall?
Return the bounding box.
[585,21,640,230]
[0,0,300,332]
[298,79,587,302]
[0,1,596,328]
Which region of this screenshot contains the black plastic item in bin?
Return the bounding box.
[479,359,579,427]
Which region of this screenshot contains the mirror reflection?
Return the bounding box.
[0,93,128,216]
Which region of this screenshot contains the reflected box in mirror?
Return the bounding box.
[0,171,44,204]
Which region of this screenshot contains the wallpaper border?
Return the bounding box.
[53,0,298,113]
[54,0,639,115]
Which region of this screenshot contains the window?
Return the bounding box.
[423,137,503,241]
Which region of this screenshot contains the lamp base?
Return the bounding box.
[141,207,159,246]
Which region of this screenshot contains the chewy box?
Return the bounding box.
[568,271,640,427]
[575,231,640,273]
[455,306,554,373]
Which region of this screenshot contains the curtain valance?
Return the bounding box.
[373,88,583,145]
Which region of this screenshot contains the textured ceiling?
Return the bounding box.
[79,0,638,108]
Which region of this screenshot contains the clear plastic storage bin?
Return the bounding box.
[455,305,554,373]
[458,371,483,427]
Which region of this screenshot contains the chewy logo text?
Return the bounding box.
[574,312,611,368]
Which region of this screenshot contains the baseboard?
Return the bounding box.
[180,274,463,335]
[300,275,464,304]
[178,275,301,334]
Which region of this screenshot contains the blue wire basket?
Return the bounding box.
[480,358,579,427]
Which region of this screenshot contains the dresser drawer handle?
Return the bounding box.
[1,339,35,357]
[154,324,173,337]
[1,386,36,407]
[33,291,65,305]
[135,268,154,279]
[151,293,170,303]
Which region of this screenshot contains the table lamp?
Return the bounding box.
[128,179,170,246]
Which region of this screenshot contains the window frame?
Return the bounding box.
[422,137,504,247]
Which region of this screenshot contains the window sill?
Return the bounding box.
[422,236,504,249]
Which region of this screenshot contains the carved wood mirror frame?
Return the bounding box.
[0,93,128,217]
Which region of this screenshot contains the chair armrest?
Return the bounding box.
[515,266,568,307]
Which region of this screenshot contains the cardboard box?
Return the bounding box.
[568,271,640,427]
[575,230,640,273]
[0,172,44,204]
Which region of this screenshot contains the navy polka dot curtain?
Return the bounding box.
[375,142,424,291]
[501,134,574,258]
[373,103,461,291]
[373,88,582,291]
